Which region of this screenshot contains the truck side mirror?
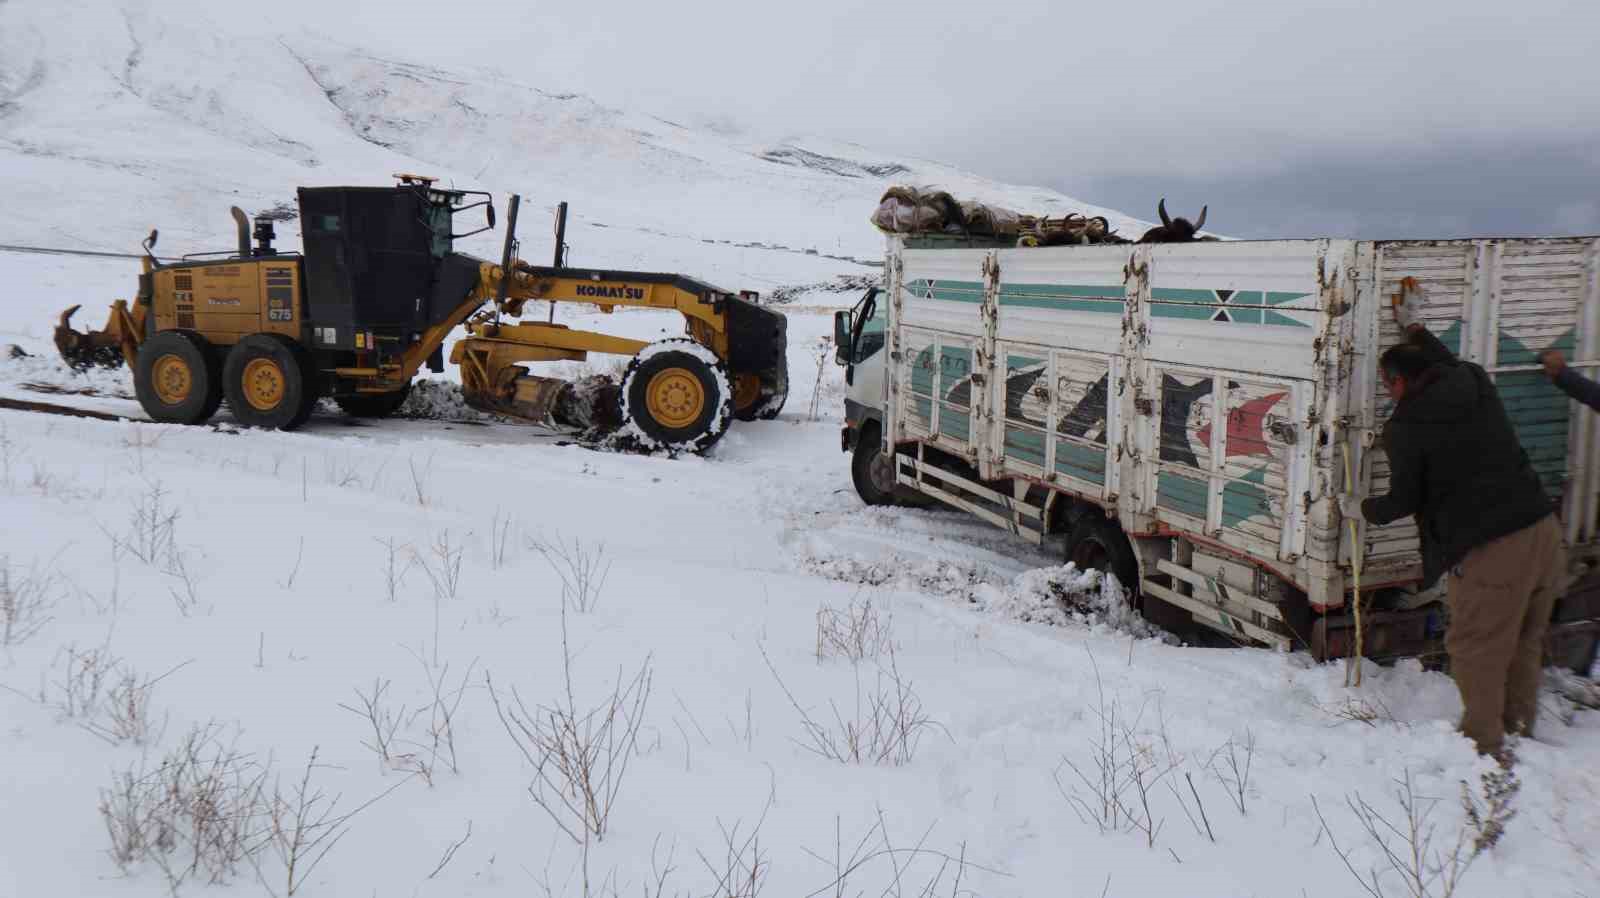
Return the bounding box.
[833,310,852,365]
[486,203,496,229]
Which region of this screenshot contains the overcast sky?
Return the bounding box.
[189,0,1599,238]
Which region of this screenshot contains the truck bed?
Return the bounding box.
[883,235,1600,620]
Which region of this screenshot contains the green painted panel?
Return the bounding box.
[1055,441,1107,485]
[1149,287,1313,328]
[1265,291,1311,306]
[938,403,972,442]
[1000,283,1125,315]
[1500,365,1570,498]
[939,345,974,383]
[1436,321,1464,354]
[1003,283,1125,300]
[1003,296,1125,314]
[1007,354,1046,369]
[905,278,985,305]
[1498,331,1577,365]
[1150,288,1218,303]
[909,396,932,427]
[1004,425,1047,468]
[1157,472,1208,519]
[1151,303,1215,321]
[910,346,936,397]
[1221,468,1274,530]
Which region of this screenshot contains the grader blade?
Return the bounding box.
[54,305,128,370]
[461,369,622,433]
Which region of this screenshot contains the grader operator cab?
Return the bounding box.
[54,175,788,452]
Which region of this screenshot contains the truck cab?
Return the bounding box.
[835,286,907,505]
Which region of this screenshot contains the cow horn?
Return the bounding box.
[1158,198,1172,228]
[1193,205,1207,231]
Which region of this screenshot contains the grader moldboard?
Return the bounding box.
[54,175,789,453]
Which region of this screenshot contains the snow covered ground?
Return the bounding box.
[2,0,1598,895]
[3,250,1599,898]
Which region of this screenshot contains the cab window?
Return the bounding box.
[853,295,885,363]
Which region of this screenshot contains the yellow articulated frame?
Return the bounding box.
[381,262,732,397]
[467,321,651,359]
[497,266,732,359]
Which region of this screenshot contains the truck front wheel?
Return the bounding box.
[851,423,898,506]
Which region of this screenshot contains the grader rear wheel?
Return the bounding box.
[223,334,318,430]
[732,373,762,419]
[619,339,732,453]
[733,368,788,422]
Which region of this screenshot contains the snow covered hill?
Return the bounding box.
[2,2,1599,898]
[0,0,1145,299]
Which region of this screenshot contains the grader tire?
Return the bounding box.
[133,330,223,425]
[223,334,318,431]
[336,381,412,419]
[620,340,732,453]
[733,368,788,422]
[753,368,789,420]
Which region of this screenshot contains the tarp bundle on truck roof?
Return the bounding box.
[870,186,974,234]
[870,185,1127,245]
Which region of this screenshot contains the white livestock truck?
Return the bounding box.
[837,233,1600,669]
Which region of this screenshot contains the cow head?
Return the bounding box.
[1138,198,1208,243]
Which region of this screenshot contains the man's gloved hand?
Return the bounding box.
[1337,493,1365,522]
[1393,276,1425,331]
[1540,349,1567,381]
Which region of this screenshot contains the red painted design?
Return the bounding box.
[1197,392,1288,457]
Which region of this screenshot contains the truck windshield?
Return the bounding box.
[855,303,885,362]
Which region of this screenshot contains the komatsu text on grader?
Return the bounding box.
[54,176,788,452]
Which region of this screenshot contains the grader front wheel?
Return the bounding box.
[619,339,732,453]
[132,330,224,424]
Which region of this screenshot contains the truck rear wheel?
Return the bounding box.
[1064,513,1140,595]
[336,381,412,419]
[620,339,732,453]
[223,334,317,430]
[133,330,224,425]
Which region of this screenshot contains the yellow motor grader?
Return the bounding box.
[54,175,788,452]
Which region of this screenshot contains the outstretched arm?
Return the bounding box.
[1542,350,1600,412]
[1361,422,1423,525]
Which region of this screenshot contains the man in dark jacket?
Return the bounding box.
[1343,288,1563,756]
[1539,350,1600,410]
